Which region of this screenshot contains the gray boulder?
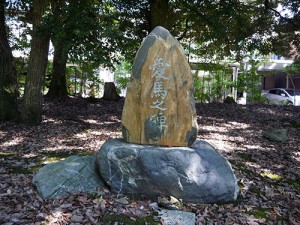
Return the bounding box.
[33,155,105,199]
[263,128,288,142]
[96,139,239,203]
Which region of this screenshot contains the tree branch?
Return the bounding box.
[177,19,189,41]
[264,0,299,30]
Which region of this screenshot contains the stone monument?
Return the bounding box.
[32,26,238,204]
[96,26,239,203]
[121,26,198,147]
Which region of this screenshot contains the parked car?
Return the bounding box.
[263,88,300,106]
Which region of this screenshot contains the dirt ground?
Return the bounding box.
[0,97,299,224]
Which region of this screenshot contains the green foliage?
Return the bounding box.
[114,60,131,94]
[6,0,299,105]
[193,73,209,103]
[44,61,53,91]
[74,63,104,98]
[237,53,269,103]
[192,62,233,103]
[178,1,275,60]
[284,63,300,77]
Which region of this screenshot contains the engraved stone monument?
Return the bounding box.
[122,26,198,147]
[96,26,239,203]
[32,27,238,204]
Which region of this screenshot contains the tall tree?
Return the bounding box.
[21,0,50,124]
[0,0,18,121]
[46,41,68,98]
[150,0,169,30]
[46,0,122,98]
[45,0,69,99]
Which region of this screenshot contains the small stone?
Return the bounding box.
[71,215,83,223]
[263,128,288,142]
[156,209,195,225]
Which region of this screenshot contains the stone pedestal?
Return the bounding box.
[96,139,239,204]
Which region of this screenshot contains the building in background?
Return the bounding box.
[259,56,300,90]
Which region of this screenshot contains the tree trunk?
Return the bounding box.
[0,0,18,121]
[150,0,169,30]
[46,42,68,99]
[21,0,50,124]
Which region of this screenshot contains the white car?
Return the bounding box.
[263,88,300,106]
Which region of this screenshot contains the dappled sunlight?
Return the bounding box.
[244,144,271,150]
[293,151,300,162]
[1,99,299,224]
[74,132,88,139]
[46,210,71,224]
[41,146,85,152]
[83,119,99,124]
[1,136,24,148]
[22,152,39,159]
[83,119,121,125]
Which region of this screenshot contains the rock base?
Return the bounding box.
[96,139,239,204]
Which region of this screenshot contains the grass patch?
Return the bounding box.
[249,187,265,196]
[29,165,43,173]
[234,162,254,175]
[285,179,300,189]
[5,150,91,174]
[9,165,43,174]
[263,119,277,125]
[0,152,18,157]
[285,119,300,128]
[237,153,254,162]
[38,150,90,164]
[250,207,268,219]
[102,214,159,225]
[276,215,285,221]
[10,166,32,174]
[260,172,282,181]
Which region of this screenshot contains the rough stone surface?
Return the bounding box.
[150,202,195,225]
[157,209,195,225]
[33,155,105,199]
[122,26,198,147]
[96,139,239,204]
[102,82,121,101]
[263,128,288,142]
